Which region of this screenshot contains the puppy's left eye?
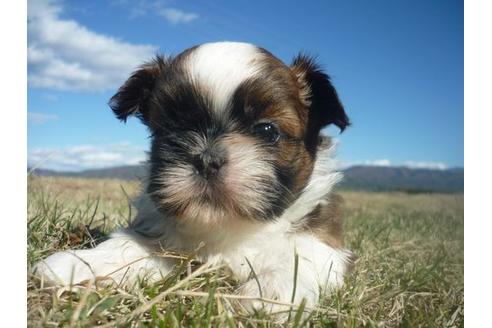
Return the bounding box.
[252,122,280,143]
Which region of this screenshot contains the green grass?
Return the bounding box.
[27,176,464,327]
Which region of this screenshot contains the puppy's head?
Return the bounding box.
[110,42,349,225]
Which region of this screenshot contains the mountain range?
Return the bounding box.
[339,165,463,193]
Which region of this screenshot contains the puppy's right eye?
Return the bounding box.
[252,122,280,144]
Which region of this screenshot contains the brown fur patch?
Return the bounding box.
[299,191,357,272]
[235,50,319,198]
[300,193,345,249]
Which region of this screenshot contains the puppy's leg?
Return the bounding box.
[236,234,353,313]
[33,230,174,286]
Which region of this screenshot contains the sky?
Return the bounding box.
[27,0,464,171]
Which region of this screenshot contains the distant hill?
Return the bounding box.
[339,165,463,193]
[28,164,464,193]
[28,165,148,181]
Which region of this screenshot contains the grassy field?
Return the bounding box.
[27,176,464,327]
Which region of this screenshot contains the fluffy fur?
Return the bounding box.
[34,42,354,313]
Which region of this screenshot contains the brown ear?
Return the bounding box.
[291,54,350,133]
[109,56,167,124]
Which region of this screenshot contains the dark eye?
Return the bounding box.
[252,122,280,143]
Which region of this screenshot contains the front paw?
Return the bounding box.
[33,251,97,286]
[237,276,318,316]
[237,278,275,314]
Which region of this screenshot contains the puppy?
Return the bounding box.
[34,42,354,312]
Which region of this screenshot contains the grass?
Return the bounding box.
[27,176,464,327]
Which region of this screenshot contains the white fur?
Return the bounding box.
[34,231,173,286]
[185,42,263,116]
[281,139,343,224]
[34,140,352,312]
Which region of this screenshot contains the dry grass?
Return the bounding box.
[27,176,464,327]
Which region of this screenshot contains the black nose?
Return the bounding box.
[193,149,226,179]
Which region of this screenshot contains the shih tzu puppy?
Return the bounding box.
[34,42,354,312]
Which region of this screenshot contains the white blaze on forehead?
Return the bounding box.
[184,42,264,116]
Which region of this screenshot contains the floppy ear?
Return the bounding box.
[109,56,166,124]
[291,54,350,133]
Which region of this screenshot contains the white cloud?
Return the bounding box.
[403,161,448,170]
[111,0,199,24]
[363,159,392,167]
[341,159,449,170]
[28,0,157,91]
[28,143,147,171]
[157,7,198,24]
[28,112,59,125]
[337,159,391,170]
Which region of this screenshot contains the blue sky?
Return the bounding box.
[27,0,463,171]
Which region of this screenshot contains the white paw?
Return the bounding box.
[237,274,318,316]
[33,251,97,286]
[32,232,177,287]
[237,278,276,313]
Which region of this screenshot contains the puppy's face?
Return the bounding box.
[110,42,349,225]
